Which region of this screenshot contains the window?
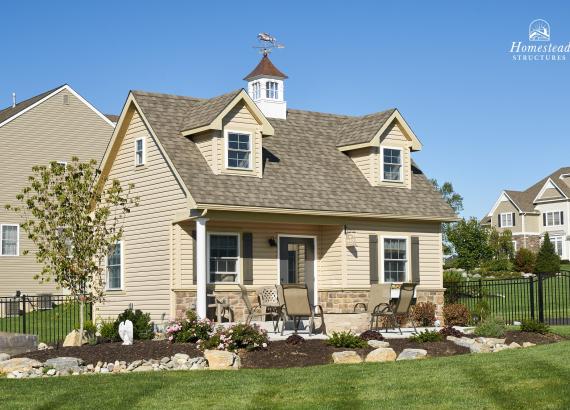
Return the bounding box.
[208,234,239,283]
[252,82,261,100]
[512,240,517,252]
[499,213,514,228]
[1,224,19,256]
[57,160,67,167]
[544,211,564,226]
[107,242,123,290]
[266,81,279,99]
[550,236,563,257]
[382,148,402,181]
[227,132,251,169]
[383,238,407,282]
[135,138,145,166]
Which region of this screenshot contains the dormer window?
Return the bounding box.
[266,81,279,99]
[252,82,261,100]
[226,131,251,169]
[382,147,402,181]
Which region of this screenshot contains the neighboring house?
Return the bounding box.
[482,167,570,259]
[0,85,115,296]
[96,54,456,325]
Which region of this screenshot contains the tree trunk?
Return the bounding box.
[79,297,85,342]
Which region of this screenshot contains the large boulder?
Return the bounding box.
[367,340,390,349]
[365,348,397,363]
[0,358,42,373]
[204,350,241,370]
[0,353,10,362]
[45,357,84,374]
[63,330,88,347]
[331,351,362,364]
[0,332,38,355]
[396,349,427,361]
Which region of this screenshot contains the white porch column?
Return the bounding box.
[196,217,209,319]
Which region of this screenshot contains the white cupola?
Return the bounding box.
[244,52,288,119]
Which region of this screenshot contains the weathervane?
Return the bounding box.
[253,33,284,56]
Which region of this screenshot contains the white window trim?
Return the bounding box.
[544,211,563,227]
[550,236,563,257]
[499,212,514,228]
[207,232,240,284]
[106,241,124,291]
[225,130,253,170]
[56,160,67,167]
[512,240,517,252]
[380,146,404,182]
[380,235,409,284]
[134,137,146,167]
[0,224,19,257]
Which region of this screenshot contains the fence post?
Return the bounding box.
[21,294,27,334]
[529,276,535,320]
[537,273,544,323]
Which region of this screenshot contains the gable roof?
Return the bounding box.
[243,54,288,80]
[126,90,456,221]
[180,90,241,131]
[336,109,395,147]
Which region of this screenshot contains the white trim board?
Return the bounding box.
[487,191,522,217]
[533,178,568,203]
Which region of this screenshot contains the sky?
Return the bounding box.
[1,1,569,219]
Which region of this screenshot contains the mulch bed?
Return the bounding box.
[504,331,563,345]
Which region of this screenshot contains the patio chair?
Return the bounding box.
[353,283,392,324]
[238,284,264,325]
[370,282,418,334]
[257,286,284,332]
[280,284,324,336]
[207,286,231,323]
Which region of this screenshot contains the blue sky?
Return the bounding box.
[1,1,569,218]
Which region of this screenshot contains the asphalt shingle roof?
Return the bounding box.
[131,90,456,220]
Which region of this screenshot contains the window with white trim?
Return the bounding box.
[209,234,239,283]
[550,236,563,257]
[512,240,517,252]
[1,224,19,256]
[544,211,563,226]
[135,137,145,166]
[227,132,251,169]
[107,242,122,290]
[500,213,514,228]
[252,82,261,100]
[266,81,279,99]
[382,148,402,181]
[383,238,407,282]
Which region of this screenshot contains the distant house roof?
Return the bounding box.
[126,90,456,220]
[105,114,120,123]
[243,54,288,80]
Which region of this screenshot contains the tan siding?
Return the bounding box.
[491,201,522,233]
[95,108,187,321]
[0,88,113,296]
[376,123,412,189]
[193,132,216,171]
[347,147,374,184]
[538,188,563,200]
[524,214,540,233]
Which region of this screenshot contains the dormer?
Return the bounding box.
[338,109,422,189]
[244,53,288,119]
[180,89,274,178]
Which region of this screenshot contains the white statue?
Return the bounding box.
[118,320,134,345]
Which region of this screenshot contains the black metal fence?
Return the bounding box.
[445,272,570,325]
[0,294,93,343]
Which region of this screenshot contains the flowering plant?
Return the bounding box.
[166,311,214,343]
[199,323,268,352]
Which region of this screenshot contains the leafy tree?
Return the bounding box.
[514,248,536,273]
[446,218,492,271]
[488,228,515,260]
[534,233,561,274]
[431,179,464,255]
[5,158,138,339]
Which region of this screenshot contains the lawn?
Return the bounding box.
[1,341,570,409]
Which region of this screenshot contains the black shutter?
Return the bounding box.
[411,236,420,284]
[242,233,253,285]
[497,214,501,228]
[191,230,197,285]
[512,213,516,227]
[543,213,547,226]
[369,235,379,284]
[561,212,564,225]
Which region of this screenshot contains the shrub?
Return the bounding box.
[534,233,561,274]
[199,323,268,352]
[443,269,464,283]
[520,319,550,334]
[439,326,465,338]
[285,334,305,345]
[326,331,367,348]
[166,317,213,343]
[443,303,471,326]
[116,308,154,340]
[411,302,436,327]
[410,330,443,343]
[359,330,384,341]
[514,248,536,273]
[481,258,513,273]
[471,299,491,323]
[99,319,119,342]
[474,317,506,338]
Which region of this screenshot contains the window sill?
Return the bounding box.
[381,179,404,183]
[225,166,253,171]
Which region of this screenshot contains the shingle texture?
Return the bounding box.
[131,90,456,219]
[0,85,64,125]
[180,90,241,131]
[243,54,288,80]
[336,109,396,147]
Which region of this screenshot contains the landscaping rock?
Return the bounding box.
[160,357,170,364]
[37,343,49,351]
[396,349,427,361]
[331,351,362,364]
[523,342,536,348]
[204,350,241,370]
[365,348,397,363]
[476,337,506,347]
[493,344,509,352]
[447,336,476,348]
[44,357,84,373]
[62,330,87,347]
[469,342,492,353]
[0,358,42,373]
[190,357,207,370]
[0,332,38,355]
[132,365,153,372]
[0,353,10,361]
[509,342,521,349]
[367,340,390,349]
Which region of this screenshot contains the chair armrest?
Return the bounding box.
[313,305,325,315]
[353,302,367,312]
[372,303,392,314]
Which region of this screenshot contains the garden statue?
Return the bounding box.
[119,320,134,345]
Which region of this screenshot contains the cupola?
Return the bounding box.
[244,52,288,119]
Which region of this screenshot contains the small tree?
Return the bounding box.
[6,158,138,340]
[534,233,560,274]
[446,218,492,271]
[514,248,536,273]
[431,179,464,255]
[488,228,515,260]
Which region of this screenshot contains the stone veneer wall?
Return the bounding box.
[174,290,256,322]
[513,235,541,253]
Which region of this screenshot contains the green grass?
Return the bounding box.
[551,325,570,338]
[0,302,90,343]
[1,342,570,409]
[561,263,570,272]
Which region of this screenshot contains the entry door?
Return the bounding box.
[279,237,315,304]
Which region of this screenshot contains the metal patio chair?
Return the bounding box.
[371,282,418,334]
[353,283,392,329]
[238,284,264,325]
[280,284,324,335]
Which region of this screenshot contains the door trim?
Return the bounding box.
[276,234,318,305]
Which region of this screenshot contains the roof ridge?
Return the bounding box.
[0,84,66,122]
